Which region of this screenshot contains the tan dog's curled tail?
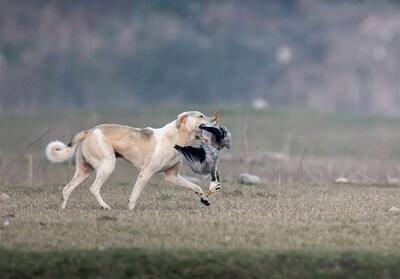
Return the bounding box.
[46,130,88,163]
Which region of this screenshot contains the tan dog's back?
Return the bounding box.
[83,124,156,168]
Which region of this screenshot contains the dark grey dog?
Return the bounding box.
[174,117,231,196]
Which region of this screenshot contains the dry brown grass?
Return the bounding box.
[2,108,400,255]
[2,180,400,253]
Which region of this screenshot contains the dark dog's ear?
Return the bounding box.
[213,112,221,124]
[176,114,188,129]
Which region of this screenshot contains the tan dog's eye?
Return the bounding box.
[198,115,204,118]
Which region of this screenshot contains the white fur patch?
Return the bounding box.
[93,129,109,156]
[46,141,68,163]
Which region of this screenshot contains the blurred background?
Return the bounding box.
[2,0,400,187]
[1,0,400,114]
[6,1,400,268]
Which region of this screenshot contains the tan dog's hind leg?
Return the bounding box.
[128,170,153,211]
[61,148,92,209]
[83,129,116,209]
[90,159,115,209]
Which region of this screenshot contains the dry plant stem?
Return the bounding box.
[276,164,282,216]
[243,122,250,173]
[355,169,378,184]
[21,128,52,155]
[26,153,33,187]
[6,128,51,186]
[299,146,307,183]
[297,147,319,185]
[0,156,5,185]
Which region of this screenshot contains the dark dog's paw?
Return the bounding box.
[201,198,211,206]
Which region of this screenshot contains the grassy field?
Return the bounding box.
[2,107,400,277]
[2,249,400,278]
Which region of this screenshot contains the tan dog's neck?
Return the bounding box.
[163,121,197,146]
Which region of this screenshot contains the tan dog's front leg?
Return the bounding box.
[164,165,211,206]
[128,170,153,210]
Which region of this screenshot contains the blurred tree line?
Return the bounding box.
[1,0,400,115]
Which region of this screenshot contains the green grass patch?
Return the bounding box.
[1,248,400,279]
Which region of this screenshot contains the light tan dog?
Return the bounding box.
[46,111,215,210]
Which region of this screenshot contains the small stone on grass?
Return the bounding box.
[239,173,261,185]
[0,193,10,200]
[335,177,350,184]
[389,206,400,213]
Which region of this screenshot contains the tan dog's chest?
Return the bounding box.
[149,132,185,172]
[154,149,182,172]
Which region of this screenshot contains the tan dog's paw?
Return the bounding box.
[200,198,211,206]
[100,203,111,210]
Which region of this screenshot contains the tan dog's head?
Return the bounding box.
[175,111,215,133]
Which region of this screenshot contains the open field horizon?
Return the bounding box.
[2,107,400,186]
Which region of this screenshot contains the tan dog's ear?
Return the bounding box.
[176,114,188,129]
